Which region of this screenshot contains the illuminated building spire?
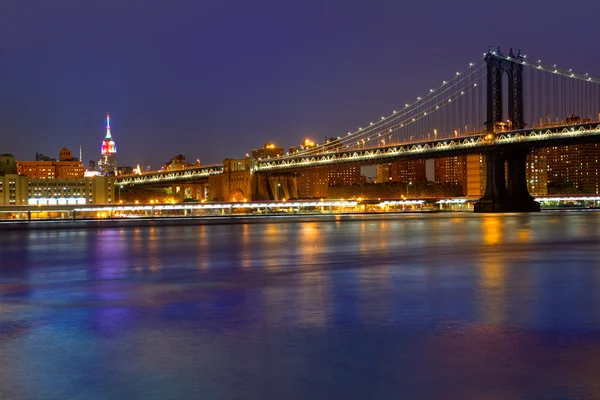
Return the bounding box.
[105,113,112,139]
[100,113,117,156]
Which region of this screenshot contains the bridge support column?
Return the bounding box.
[505,148,540,212]
[474,149,540,213]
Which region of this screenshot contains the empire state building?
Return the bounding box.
[98,113,118,175]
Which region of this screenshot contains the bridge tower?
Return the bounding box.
[475,47,540,212]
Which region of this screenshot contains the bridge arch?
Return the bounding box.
[229,189,246,202]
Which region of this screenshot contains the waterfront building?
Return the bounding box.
[0,174,28,205]
[98,113,118,176]
[1,154,114,205]
[26,176,115,205]
[0,154,27,205]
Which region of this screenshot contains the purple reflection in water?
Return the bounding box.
[1,212,600,399]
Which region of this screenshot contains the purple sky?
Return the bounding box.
[1,0,598,168]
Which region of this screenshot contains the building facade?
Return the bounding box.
[0,174,28,205]
[26,176,115,205]
[434,156,467,191]
[18,160,85,179]
[546,143,600,194]
[16,147,84,179]
[296,168,329,198]
[328,165,362,185]
[376,160,427,184]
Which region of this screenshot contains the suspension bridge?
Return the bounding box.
[116,47,600,212]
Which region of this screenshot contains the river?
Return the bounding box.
[1,212,600,399]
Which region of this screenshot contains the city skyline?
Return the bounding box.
[1,1,599,169]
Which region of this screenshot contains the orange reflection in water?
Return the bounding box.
[482,216,502,245]
[517,227,531,243]
[296,222,328,327]
[478,251,505,325]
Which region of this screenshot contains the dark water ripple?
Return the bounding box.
[1,212,600,399]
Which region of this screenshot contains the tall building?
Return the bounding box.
[376,163,391,183]
[546,144,600,194]
[328,165,362,185]
[435,156,467,192]
[466,154,486,197]
[527,150,548,196]
[296,167,329,198]
[376,160,427,184]
[98,113,118,176]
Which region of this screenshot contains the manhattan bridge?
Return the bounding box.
[117,47,600,212]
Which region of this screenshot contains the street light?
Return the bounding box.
[407,181,412,197]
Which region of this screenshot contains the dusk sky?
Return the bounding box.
[1,0,598,168]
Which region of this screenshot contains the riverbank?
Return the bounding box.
[0,211,448,231]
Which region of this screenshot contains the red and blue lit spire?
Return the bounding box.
[101,113,117,155]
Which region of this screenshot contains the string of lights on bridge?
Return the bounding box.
[281,48,600,160]
[281,58,488,158]
[495,52,600,84]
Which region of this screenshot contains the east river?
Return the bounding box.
[2,212,600,399]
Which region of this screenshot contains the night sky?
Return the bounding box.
[1,0,598,168]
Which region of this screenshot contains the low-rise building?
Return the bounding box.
[26,176,115,205]
[17,147,85,179]
[0,155,115,205]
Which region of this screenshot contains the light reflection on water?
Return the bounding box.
[1,212,600,399]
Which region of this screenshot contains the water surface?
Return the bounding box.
[2,212,600,399]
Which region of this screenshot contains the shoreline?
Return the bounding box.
[0,211,442,231]
[0,208,596,231]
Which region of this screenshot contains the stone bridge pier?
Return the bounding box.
[209,158,298,201]
[474,148,540,212]
[253,174,297,201]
